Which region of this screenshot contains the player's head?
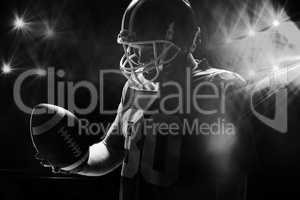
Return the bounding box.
[118,0,201,87]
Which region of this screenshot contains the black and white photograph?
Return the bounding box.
[0,0,300,199]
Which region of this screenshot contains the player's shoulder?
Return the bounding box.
[192,62,247,89]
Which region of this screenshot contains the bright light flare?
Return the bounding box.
[247,70,256,78]
[1,62,13,74]
[248,29,256,37]
[42,21,56,39]
[225,38,233,44]
[44,26,55,39]
[272,65,280,72]
[215,1,289,45]
[14,16,25,29]
[12,14,31,33]
[34,68,47,77]
[272,19,280,27]
[45,28,55,38]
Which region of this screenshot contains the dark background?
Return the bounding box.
[0,0,300,199]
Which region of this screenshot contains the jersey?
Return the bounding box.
[113,64,253,200]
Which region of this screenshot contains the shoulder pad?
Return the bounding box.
[193,68,247,88]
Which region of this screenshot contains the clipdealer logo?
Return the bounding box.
[13,67,235,116]
[76,117,236,137]
[13,67,290,134]
[13,68,119,116]
[250,68,288,133]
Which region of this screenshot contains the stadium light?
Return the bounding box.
[272,19,280,27]
[248,29,256,37]
[12,14,30,32]
[1,62,13,74]
[42,21,56,40]
[272,65,280,72]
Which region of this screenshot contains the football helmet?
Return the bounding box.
[118,0,201,87]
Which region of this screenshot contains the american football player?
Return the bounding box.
[35,0,254,199]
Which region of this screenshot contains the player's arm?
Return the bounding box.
[77,81,132,176]
[31,83,129,176]
[78,103,126,176]
[31,104,126,177]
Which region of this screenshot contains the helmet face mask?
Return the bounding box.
[119,37,181,85]
[118,0,201,90]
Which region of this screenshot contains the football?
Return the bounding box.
[30,104,89,171]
